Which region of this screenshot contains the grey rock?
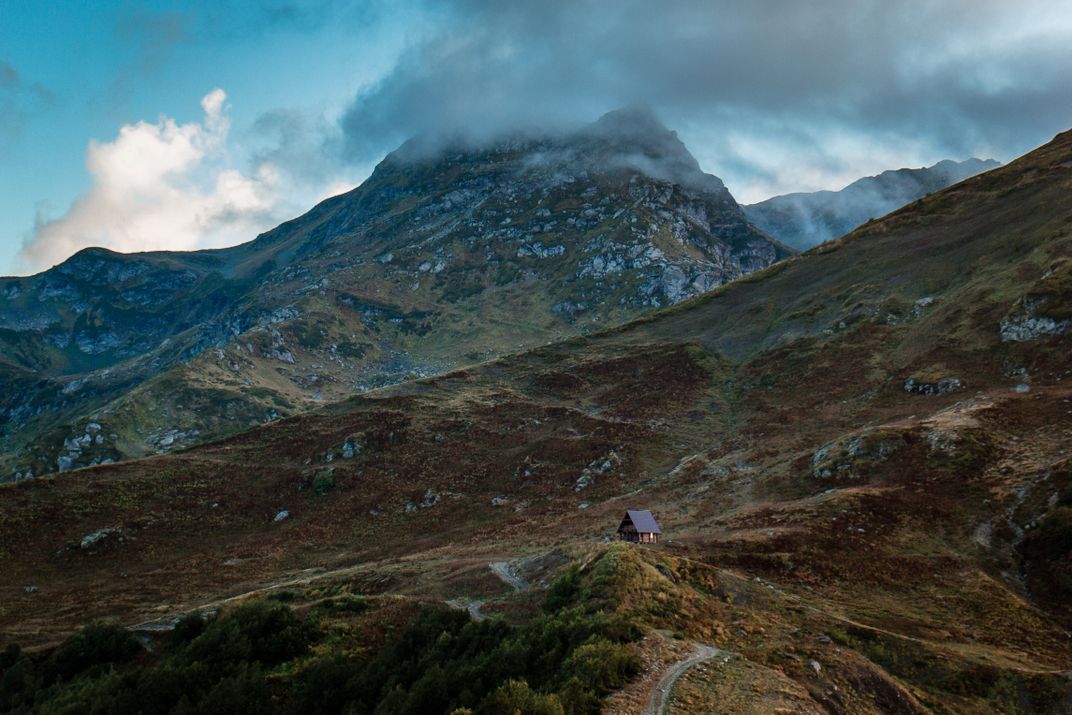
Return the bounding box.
[1000,315,1070,342]
[904,376,963,395]
[80,528,118,549]
[342,438,362,458]
[420,488,441,508]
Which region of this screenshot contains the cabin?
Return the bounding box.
[617,509,662,544]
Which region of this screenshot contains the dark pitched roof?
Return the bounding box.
[623,509,662,534]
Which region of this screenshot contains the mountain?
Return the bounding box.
[1,129,1069,712]
[744,157,1000,250]
[0,108,791,481]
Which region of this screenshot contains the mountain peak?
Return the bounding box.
[383,107,724,196]
[578,107,720,194]
[588,106,672,140]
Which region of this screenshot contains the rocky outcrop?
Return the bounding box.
[1000,297,1070,341]
[904,376,964,396]
[812,430,905,479]
[1000,260,1072,342]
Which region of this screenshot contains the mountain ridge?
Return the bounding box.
[0,109,792,480]
[744,157,1001,250]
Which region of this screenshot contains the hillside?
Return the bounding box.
[1,126,1070,712]
[744,157,1000,250]
[0,108,791,481]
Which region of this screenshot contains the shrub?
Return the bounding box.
[562,639,640,693]
[287,654,365,715]
[543,566,581,613]
[182,600,314,669]
[313,472,335,496]
[42,621,142,685]
[1038,507,1072,555]
[475,680,564,715]
[0,650,37,711]
[173,662,268,715]
[167,613,206,649]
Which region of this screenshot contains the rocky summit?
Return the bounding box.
[0,108,791,480]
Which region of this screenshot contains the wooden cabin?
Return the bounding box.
[617,509,662,544]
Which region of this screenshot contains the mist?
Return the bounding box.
[339,0,1072,202]
[743,158,1003,250]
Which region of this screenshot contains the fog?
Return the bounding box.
[339,0,1072,201]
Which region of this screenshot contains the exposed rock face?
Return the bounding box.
[904,376,964,396]
[79,528,119,549]
[744,158,1000,250]
[0,108,791,480]
[812,430,904,479]
[1001,298,1071,341]
[1000,315,1070,341]
[1000,259,1072,342]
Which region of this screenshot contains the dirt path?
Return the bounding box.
[446,598,487,621]
[489,561,528,590]
[131,558,525,632]
[643,642,721,715]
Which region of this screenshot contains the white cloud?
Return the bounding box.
[18,89,343,273]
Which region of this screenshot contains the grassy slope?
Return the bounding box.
[0,132,1071,711]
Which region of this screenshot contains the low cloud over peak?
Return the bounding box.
[338,0,1072,202]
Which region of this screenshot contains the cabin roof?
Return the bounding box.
[623,509,662,534]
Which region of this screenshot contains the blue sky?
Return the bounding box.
[1,1,422,273]
[3,0,1072,275]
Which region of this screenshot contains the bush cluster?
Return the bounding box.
[289,602,639,715]
[0,600,312,714]
[0,572,641,715]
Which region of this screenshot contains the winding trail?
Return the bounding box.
[644,643,722,715]
[444,561,529,623]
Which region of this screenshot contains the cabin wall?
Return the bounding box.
[618,531,658,544]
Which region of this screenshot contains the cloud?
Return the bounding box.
[339,0,1072,201]
[18,89,346,273]
[0,59,53,154]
